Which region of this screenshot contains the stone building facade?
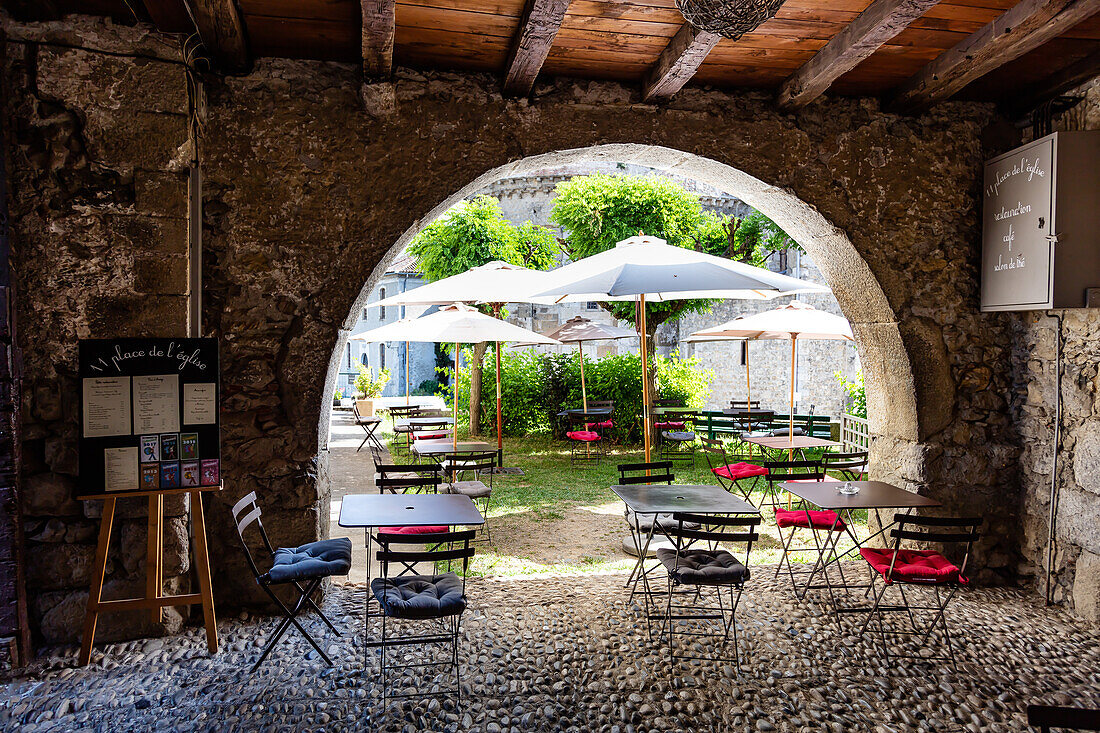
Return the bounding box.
[3,12,1094,647]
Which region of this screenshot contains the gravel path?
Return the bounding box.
[3,569,1099,732]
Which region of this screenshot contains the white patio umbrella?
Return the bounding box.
[349,304,560,451]
[534,235,827,461]
[367,260,557,456]
[536,316,639,411]
[690,300,854,440]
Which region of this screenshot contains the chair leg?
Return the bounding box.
[252,578,333,673]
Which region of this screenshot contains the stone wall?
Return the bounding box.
[2,16,194,643]
[3,14,1034,643]
[1013,76,1100,620]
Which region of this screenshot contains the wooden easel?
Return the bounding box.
[76,484,220,666]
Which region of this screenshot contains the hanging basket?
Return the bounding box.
[676,0,787,40]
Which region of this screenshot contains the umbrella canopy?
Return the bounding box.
[534,235,828,303]
[367,260,558,308]
[349,304,559,451]
[532,234,827,462]
[690,301,854,440]
[690,300,854,341]
[349,303,559,346]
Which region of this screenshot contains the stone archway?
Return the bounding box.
[321,144,920,465]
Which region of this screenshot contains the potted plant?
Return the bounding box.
[332,388,343,407]
[354,364,390,417]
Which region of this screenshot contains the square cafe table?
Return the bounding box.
[411,438,493,458]
[611,484,758,622]
[779,480,941,618]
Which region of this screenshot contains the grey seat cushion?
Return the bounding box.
[656,548,749,586]
[771,428,805,437]
[267,537,352,583]
[370,573,467,619]
[443,480,491,498]
[624,508,699,532]
[662,431,696,441]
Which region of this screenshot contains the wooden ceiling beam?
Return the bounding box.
[777,0,945,108]
[185,0,251,73]
[642,23,721,102]
[1011,48,1100,116]
[891,0,1100,113]
[362,0,395,79]
[503,0,571,96]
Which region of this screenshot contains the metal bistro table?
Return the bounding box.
[611,484,758,629]
[779,480,941,620]
[412,438,494,459]
[338,493,485,641]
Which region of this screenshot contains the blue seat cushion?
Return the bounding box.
[267,537,352,583]
[371,573,467,620]
[656,548,749,586]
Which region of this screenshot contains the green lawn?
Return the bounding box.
[376,417,870,578]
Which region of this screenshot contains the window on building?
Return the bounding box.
[741,341,748,366]
[586,301,599,311]
[379,288,386,320]
[362,308,368,321]
[360,353,368,366]
[380,346,386,370]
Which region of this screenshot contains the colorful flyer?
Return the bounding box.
[140,463,159,490]
[180,432,199,460]
[159,461,180,489]
[181,460,200,487]
[140,435,159,463]
[160,433,179,462]
[200,459,220,487]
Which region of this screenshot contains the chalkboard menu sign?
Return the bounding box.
[981,131,1100,311]
[79,338,221,494]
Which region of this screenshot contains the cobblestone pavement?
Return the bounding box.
[2,569,1098,732]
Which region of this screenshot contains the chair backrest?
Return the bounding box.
[656,397,685,408]
[617,461,674,485]
[411,419,452,440]
[567,412,602,429]
[729,400,761,411]
[699,438,729,472]
[375,528,476,588]
[377,463,442,494]
[889,514,982,580]
[1027,705,1100,732]
[588,400,614,410]
[370,445,387,470]
[387,405,422,419]
[665,513,761,568]
[726,410,775,431]
[763,460,825,484]
[822,451,868,479]
[231,491,275,580]
[441,451,497,488]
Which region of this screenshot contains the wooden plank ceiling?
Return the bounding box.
[28,0,1100,113]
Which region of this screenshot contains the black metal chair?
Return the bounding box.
[386,404,422,454]
[1028,705,1100,732]
[376,462,442,495]
[858,514,982,671]
[586,399,616,441]
[821,450,869,481]
[728,399,761,412]
[700,437,767,502]
[352,401,384,453]
[566,411,603,467]
[231,491,352,672]
[439,451,495,543]
[658,512,761,672]
[368,528,476,706]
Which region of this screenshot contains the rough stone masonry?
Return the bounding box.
[3,12,1086,646]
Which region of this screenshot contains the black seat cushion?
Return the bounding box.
[267,537,352,583]
[656,548,749,586]
[371,573,467,619]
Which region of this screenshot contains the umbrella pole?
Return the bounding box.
[788,335,797,510]
[405,341,410,406]
[454,343,460,453]
[640,295,651,464]
[495,342,503,465]
[579,342,588,411]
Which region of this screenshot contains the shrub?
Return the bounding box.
[835,369,866,418]
[355,364,390,398]
[413,379,441,396]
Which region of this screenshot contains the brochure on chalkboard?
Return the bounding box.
[78,338,221,496]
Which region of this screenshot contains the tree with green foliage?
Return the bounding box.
[550,174,799,395]
[408,195,560,435]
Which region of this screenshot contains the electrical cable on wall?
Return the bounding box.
[1045,312,1064,605]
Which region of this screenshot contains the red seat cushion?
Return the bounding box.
[413,432,449,441]
[654,421,685,429]
[774,508,846,531]
[587,420,614,429]
[567,430,601,442]
[379,525,449,534]
[713,462,767,481]
[860,548,965,585]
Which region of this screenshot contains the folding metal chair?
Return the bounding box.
[821,451,869,480]
[566,412,602,467]
[858,514,981,671]
[368,528,475,706]
[660,410,697,465]
[586,399,615,442]
[439,451,495,543]
[761,459,839,509]
[231,492,352,672]
[773,493,858,605]
[657,512,761,672]
[352,401,384,453]
[1027,704,1100,732]
[387,405,422,454]
[700,437,766,502]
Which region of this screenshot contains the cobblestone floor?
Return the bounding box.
[2,569,1099,732]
